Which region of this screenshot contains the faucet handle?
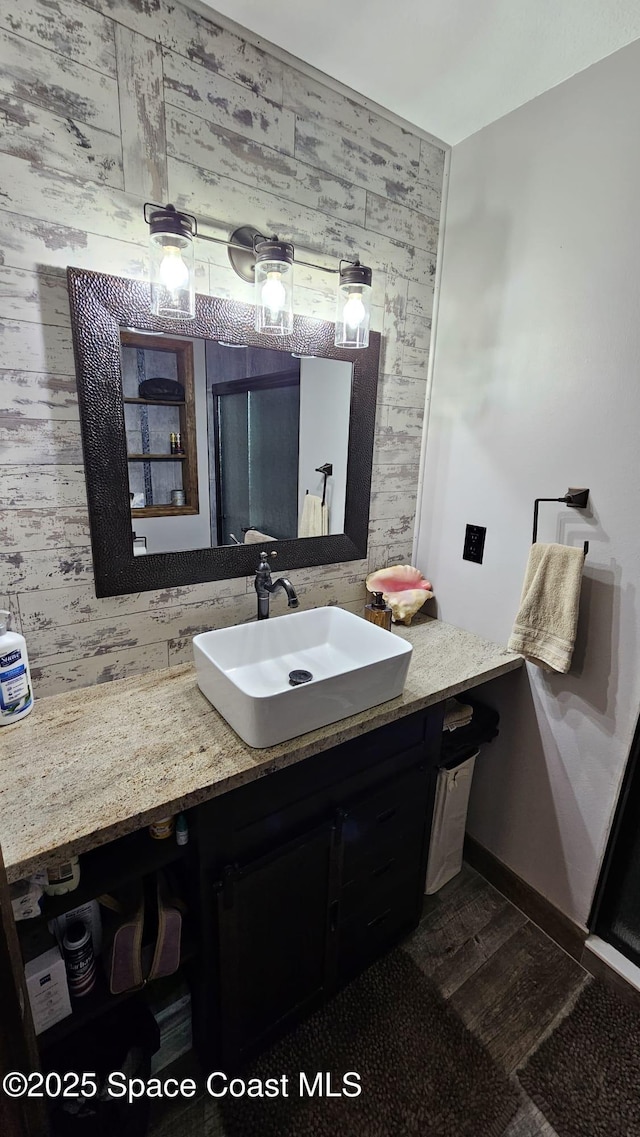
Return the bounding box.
[256,550,277,575]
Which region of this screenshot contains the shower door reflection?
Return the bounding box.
[214,372,300,546]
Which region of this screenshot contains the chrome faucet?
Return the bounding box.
[254,551,299,620]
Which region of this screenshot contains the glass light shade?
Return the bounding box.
[149,231,195,320]
[335,264,372,348]
[255,255,294,336]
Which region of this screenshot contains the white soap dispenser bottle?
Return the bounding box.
[0,610,34,725]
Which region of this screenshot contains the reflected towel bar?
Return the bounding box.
[314,463,333,507]
[532,488,590,557]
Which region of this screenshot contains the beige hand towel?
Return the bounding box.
[443,698,474,732]
[243,528,277,544]
[298,494,329,538]
[508,542,584,673]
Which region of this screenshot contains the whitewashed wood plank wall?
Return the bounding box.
[0,0,446,696]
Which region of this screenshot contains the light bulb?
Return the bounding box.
[261,271,286,317]
[158,246,190,291]
[343,292,366,328]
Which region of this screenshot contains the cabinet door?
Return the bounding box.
[216,821,335,1065]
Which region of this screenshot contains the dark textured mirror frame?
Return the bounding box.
[67,267,381,598]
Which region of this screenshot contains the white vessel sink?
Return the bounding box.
[193,606,412,748]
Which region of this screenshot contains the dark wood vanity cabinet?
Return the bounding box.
[196,706,444,1066]
[0,703,446,1137]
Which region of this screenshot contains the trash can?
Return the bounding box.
[425,750,479,894]
[425,696,500,894]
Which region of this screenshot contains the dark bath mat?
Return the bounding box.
[519,979,640,1137]
[221,949,520,1137]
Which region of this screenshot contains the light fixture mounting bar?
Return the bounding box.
[197,225,349,277]
[143,203,360,277]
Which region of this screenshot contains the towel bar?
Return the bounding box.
[532,488,589,557]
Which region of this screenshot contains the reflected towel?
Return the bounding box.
[298,494,329,538]
[243,528,277,544]
[508,542,584,673]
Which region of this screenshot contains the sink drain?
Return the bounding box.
[289,669,313,686]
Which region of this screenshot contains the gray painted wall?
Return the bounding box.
[0,0,445,696]
[417,37,640,925]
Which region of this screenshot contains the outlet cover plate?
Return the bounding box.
[463,524,486,564]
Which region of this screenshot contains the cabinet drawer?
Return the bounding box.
[336,878,418,984]
[339,831,424,922]
[341,764,429,876]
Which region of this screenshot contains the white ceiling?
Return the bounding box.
[204,0,640,144]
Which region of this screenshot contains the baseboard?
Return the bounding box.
[582,936,640,1012]
[464,836,587,961]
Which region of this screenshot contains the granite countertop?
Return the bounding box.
[0,617,522,882]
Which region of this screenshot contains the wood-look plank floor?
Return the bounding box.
[502,1098,562,1137]
[150,864,587,1137]
[448,921,584,1072]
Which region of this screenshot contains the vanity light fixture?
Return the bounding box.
[254,237,294,335]
[144,203,196,319]
[143,204,372,346]
[334,260,372,349]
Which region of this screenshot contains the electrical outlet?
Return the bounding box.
[463,524,486,564]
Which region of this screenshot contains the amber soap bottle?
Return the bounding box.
[364,591,392,630]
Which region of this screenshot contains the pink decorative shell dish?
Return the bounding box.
[365,565,434,626]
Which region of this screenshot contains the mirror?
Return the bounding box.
[122,333,353,555]
[67,267,380,598]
